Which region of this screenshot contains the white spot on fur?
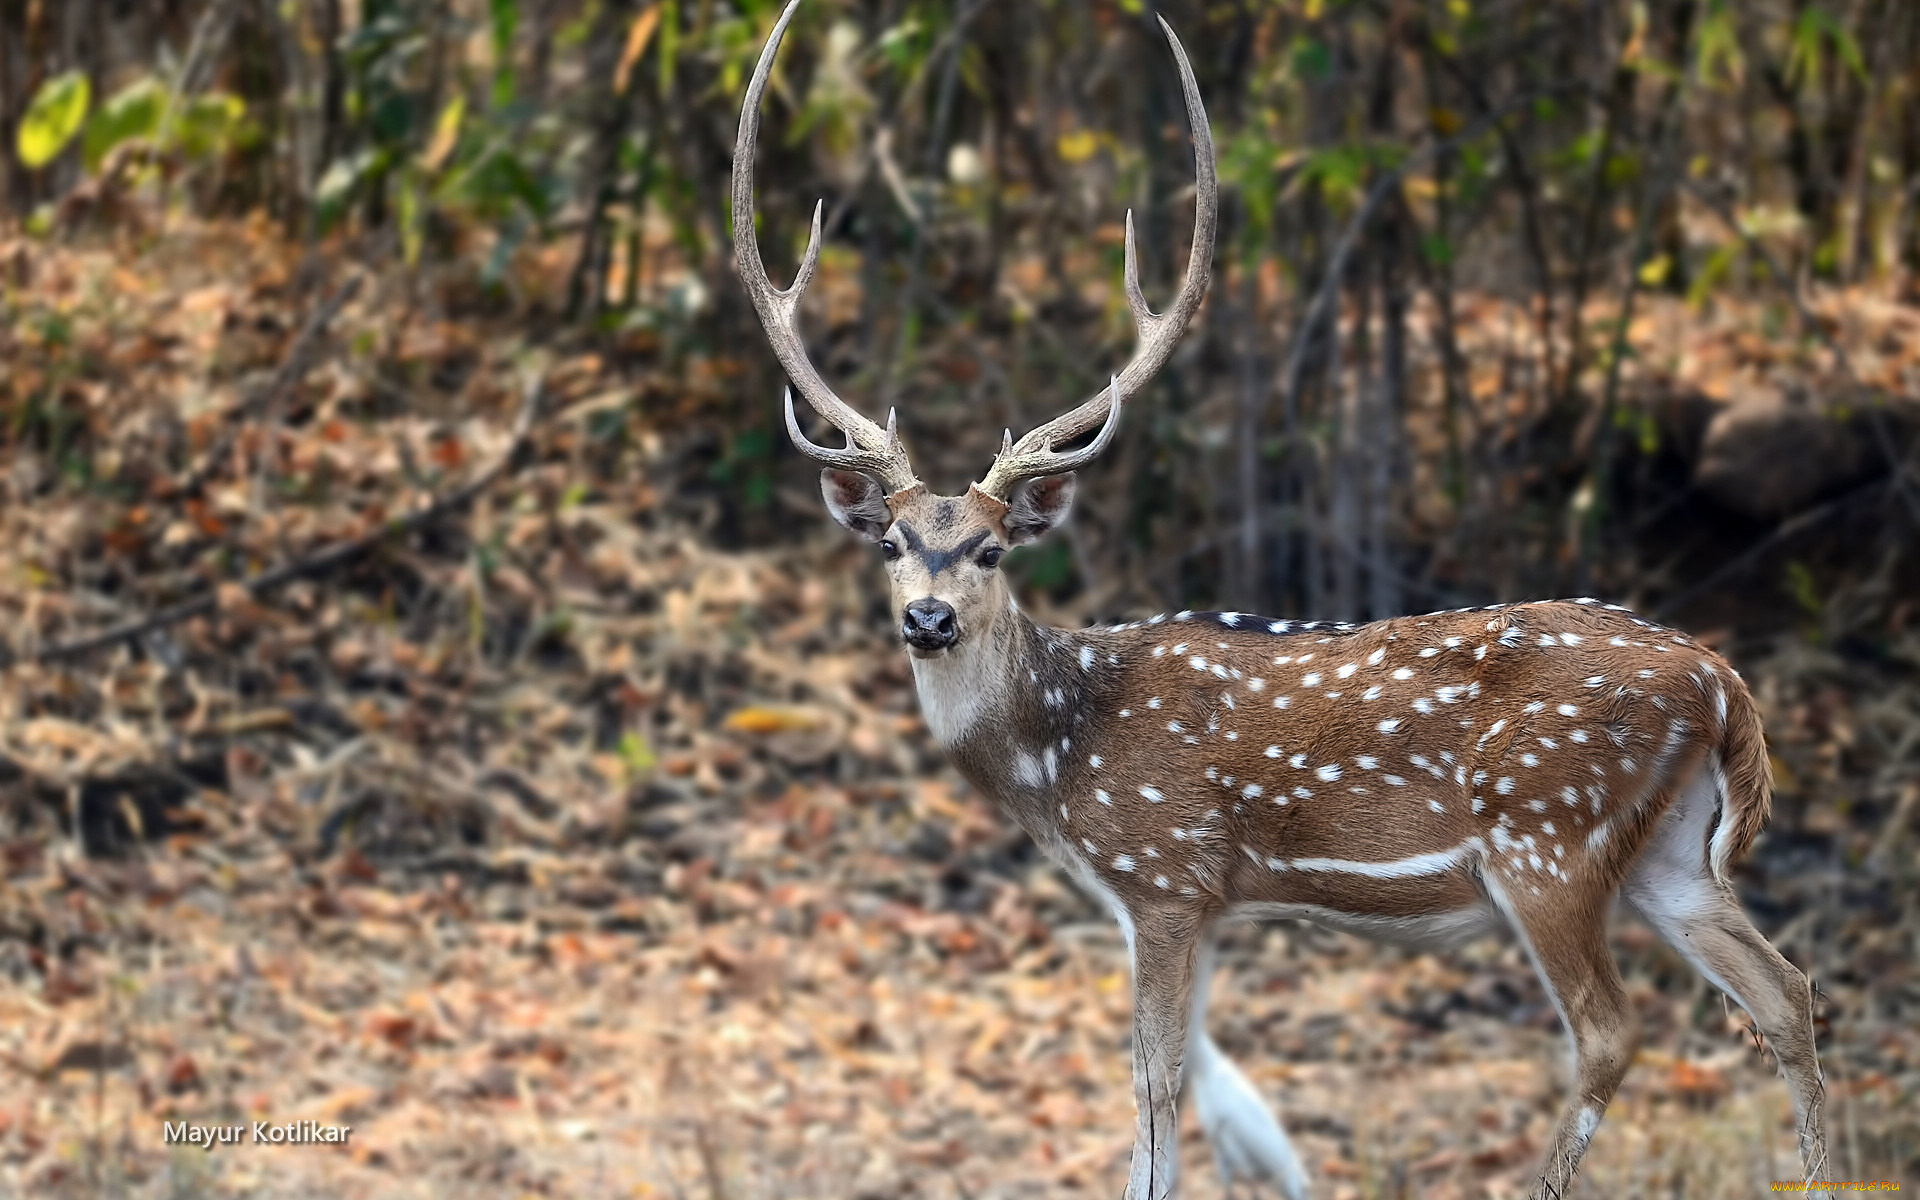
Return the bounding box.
[1013,752,1045,788]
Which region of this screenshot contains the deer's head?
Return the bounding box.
[733,0,1215,659]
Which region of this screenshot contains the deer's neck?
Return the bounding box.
[909,604,1093,807]
[911,603,1037,748]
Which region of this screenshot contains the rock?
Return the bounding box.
[1694,383,1881,519]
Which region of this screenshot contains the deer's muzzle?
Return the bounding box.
[902,598,958,652]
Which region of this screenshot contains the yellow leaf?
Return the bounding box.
[614,5,664,96]
[724,705,830,734]
[1636,253,1672,287]
[419,94,465,172]
[1056,130,1098,164]
[17,71,90,169]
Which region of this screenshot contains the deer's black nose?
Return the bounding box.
[902,598,958,650]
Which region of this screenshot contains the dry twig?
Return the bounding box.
[177,273,364,496]
[27,372,544,664]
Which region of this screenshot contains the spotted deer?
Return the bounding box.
[733,4,1828,1196]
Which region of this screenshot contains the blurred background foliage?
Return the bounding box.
[3,0,1918,636]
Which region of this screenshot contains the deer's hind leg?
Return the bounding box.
[1185,936,1310,1200]
[1623,763,1829,1183]
[1482,871,1639,1200]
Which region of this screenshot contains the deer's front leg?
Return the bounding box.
[1125,910,1205,1200]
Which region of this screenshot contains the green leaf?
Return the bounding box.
[658,0,681,97]
[1686,243,1739,309]
[1289,36,1332,82]
[173,93,251,161]
[618,731,657,773]
[17,71,91,170]
[1828,23,1867,84]
[81,76,165,170]
[1784,7,1862,92]
[1693,2,1744,90]
[398,173,423,268]
[489,0,520,107]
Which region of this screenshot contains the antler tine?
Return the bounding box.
[782,387,908,479]
[971,379,1124,492]
[734,0,920,496]
[975,14,1215,502]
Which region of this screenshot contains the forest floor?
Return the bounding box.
[0,220,1915,1199]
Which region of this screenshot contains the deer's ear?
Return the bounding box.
[1004,474,1076,546]
[820,469,892,541]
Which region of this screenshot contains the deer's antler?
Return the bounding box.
[734,0,921,497]
[973,15,1216,504]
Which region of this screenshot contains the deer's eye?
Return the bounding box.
[978,546,1004,570]
[880,539,900,561]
